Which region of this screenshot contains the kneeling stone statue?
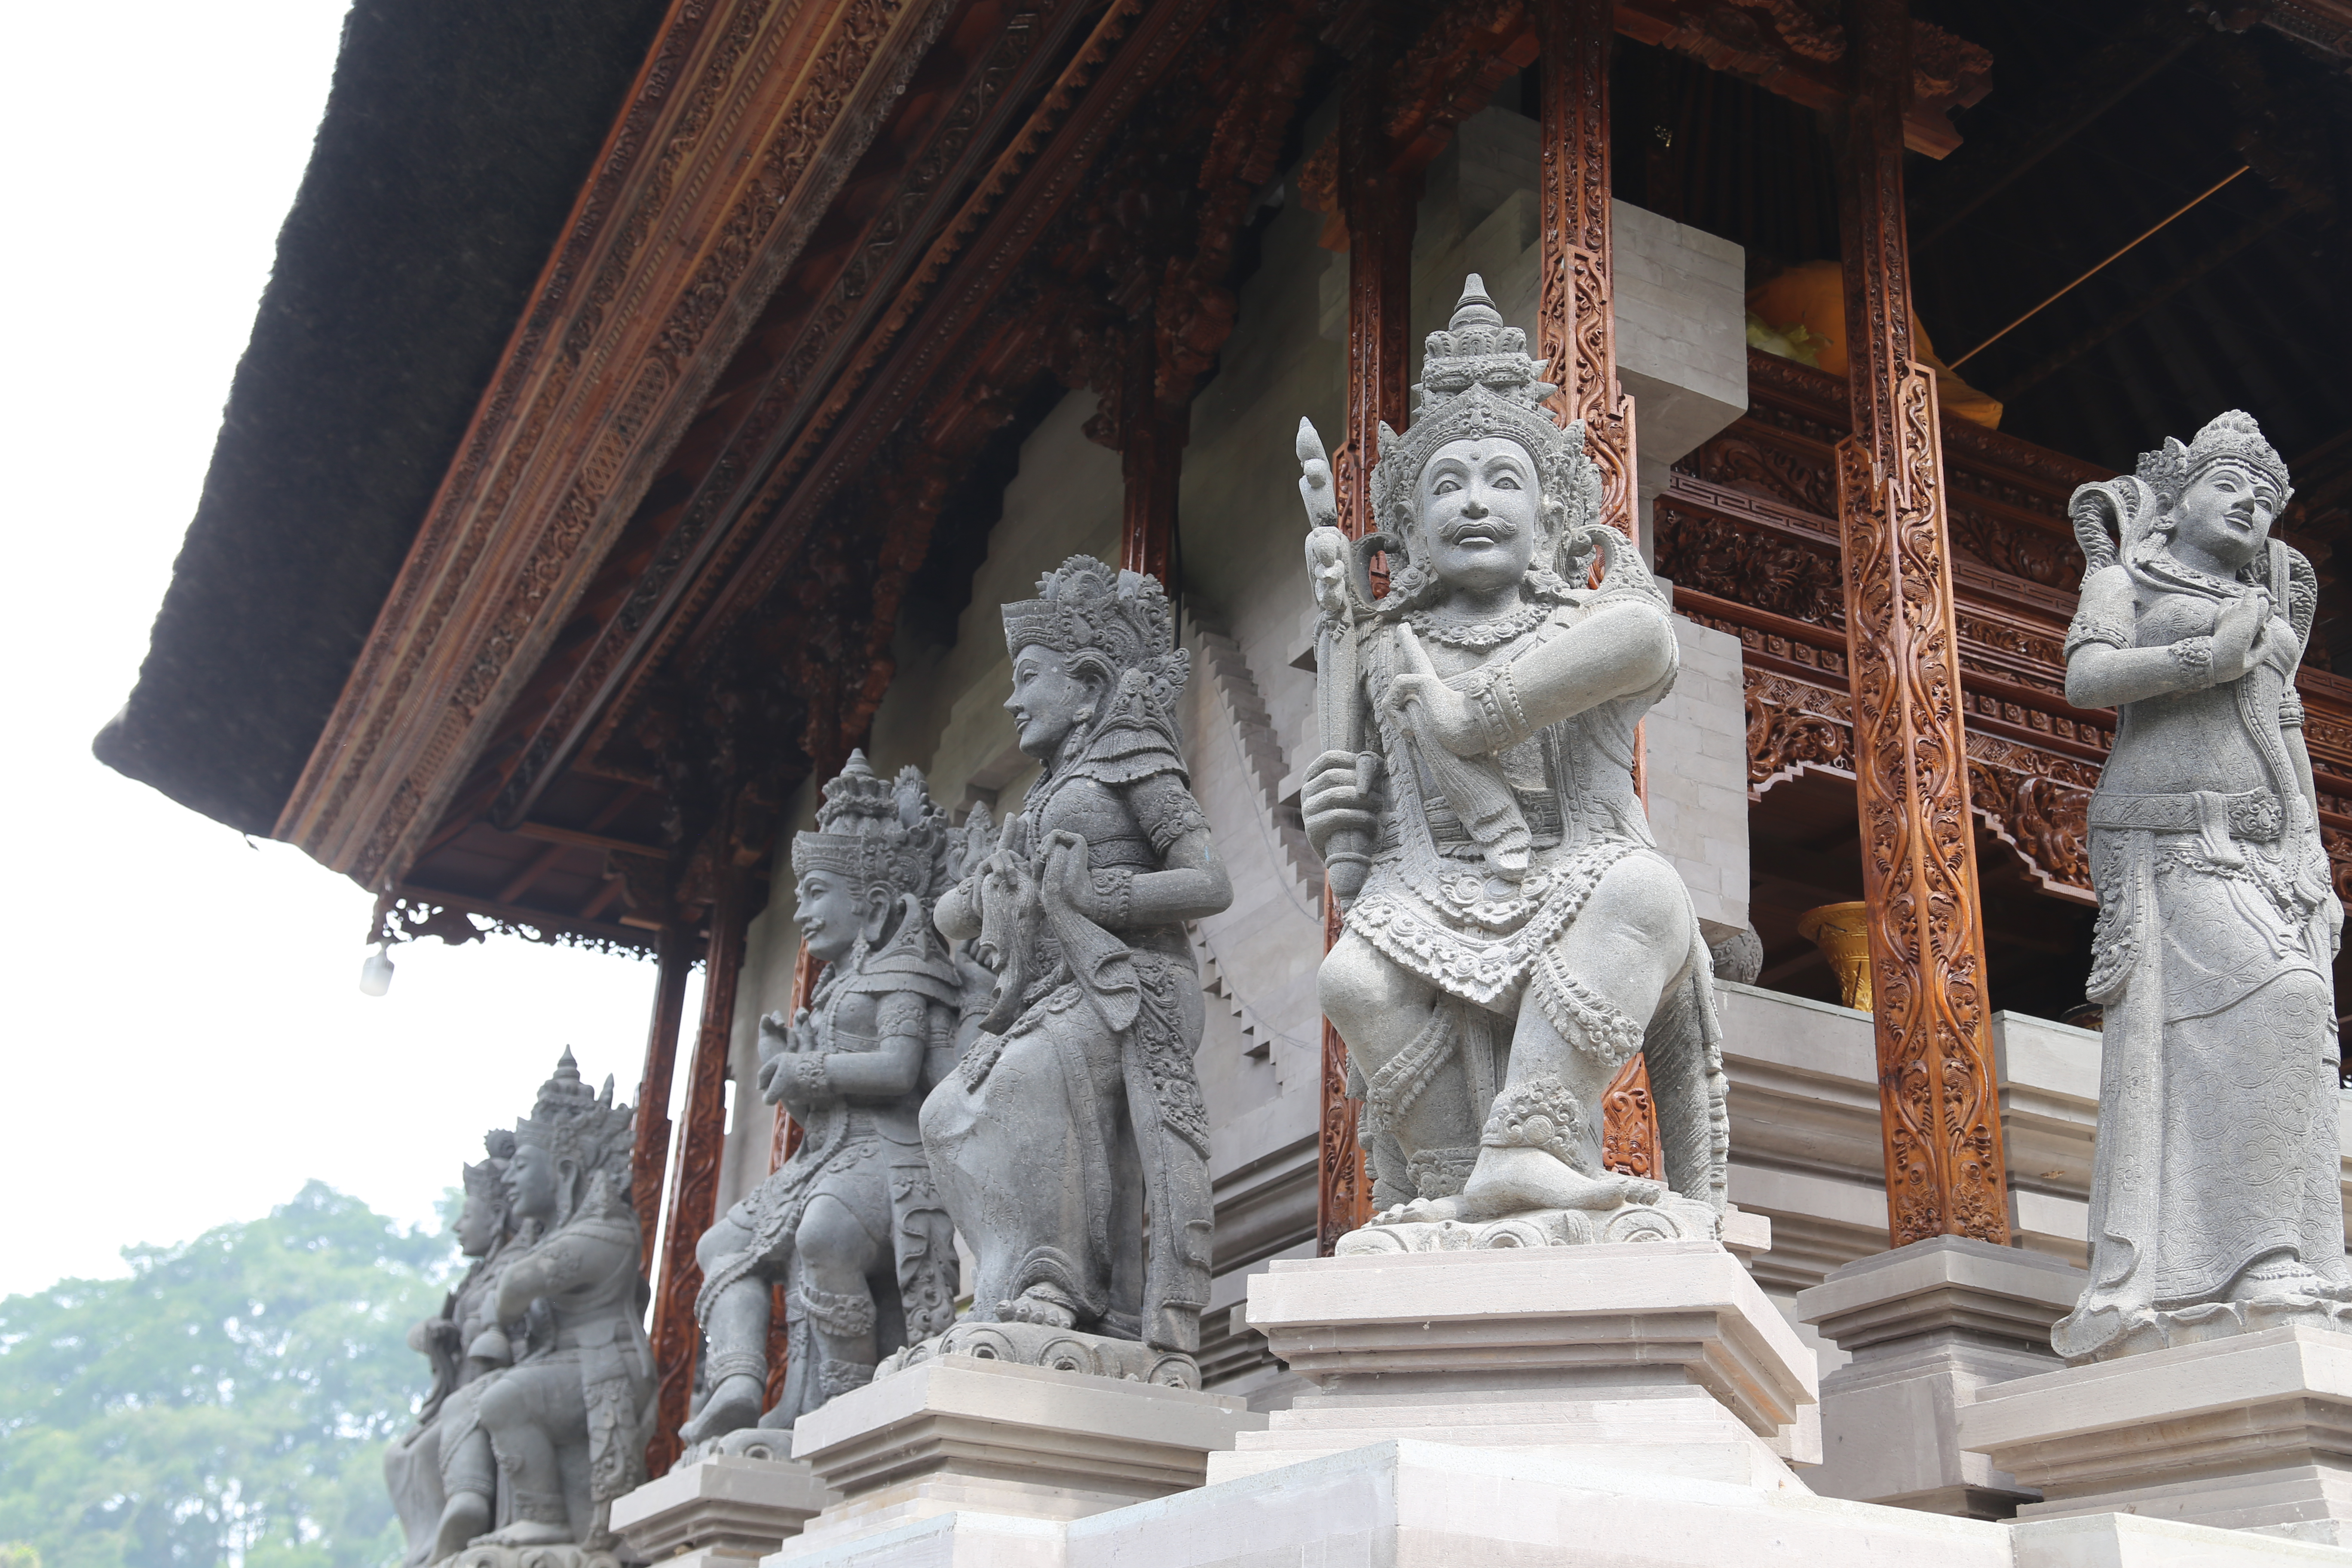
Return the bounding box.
[1297,276,1729,1251]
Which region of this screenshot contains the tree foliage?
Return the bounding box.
[0,1184,453,1568]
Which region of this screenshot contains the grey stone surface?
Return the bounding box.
[466,1053,654,1555]
[385,1130,529,1567]
[681,754,966,1452]
[2057,411,2347,1362]
[925,557,1234,1367]
[1296,276,1728,1244]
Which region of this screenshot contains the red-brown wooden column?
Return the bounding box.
[1832,0,2009,1247]
[1317,51,1415,1255]
[1533,0,1659,1161]
[646,867,754,1473]
[629,920,695,1264]
[1533,0,1635,545]
[1120,320,1188,587]
[761,940,822,1412]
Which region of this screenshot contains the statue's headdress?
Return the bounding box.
[460,1127,518,1206]
[1001,556,1190,732]
[1356,277,1635,615]
[513,1049,634,1182]
[790,750,948,905]
[2134,409,2293,509]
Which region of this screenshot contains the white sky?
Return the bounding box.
[0,2,689,1298]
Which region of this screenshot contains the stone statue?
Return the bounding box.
[386,1131,527,1565]
[2054,410,2346,1361]
[922,556,1232,1378]
[679,752,963,1447]
[463,1052,654,1552]
[1295,276,1728,1249]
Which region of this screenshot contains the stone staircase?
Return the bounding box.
[1185,611,1322,897]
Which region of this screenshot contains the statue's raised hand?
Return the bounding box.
[1301,749,1377,856]
[1383,624,1482,756]
[1042,829,1111,924]
[2210,587,2271,683]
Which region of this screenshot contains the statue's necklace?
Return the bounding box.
[1409,602,1547,650]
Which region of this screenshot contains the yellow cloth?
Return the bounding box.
[1745,260,2003,429]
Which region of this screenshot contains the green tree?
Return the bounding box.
[0,1184,453,1568]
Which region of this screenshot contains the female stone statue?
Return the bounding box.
[465,1053,653,1549]
[680,753,962,1446]
[2055,410,2346,1361]
[926,557,1232,1365]
[385,1131,525,1565]
[1295,277,1727,1242]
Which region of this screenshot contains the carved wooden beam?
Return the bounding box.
[647,864,754,1476]
[488,0,1115,833]
[273,0,965,890]
[630,922,697,1265]
[1831,0,2010,1249]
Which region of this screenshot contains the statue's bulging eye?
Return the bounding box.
[1433,477,1461,494]
[1494,475,1520,489]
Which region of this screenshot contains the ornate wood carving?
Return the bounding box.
[647,866,753,1476]
[276,0,967,889]
[1535,0,1636,543]
[630,922,697,1263]
[1317,891,1368,1253]
[491,0,1124,829]
[1831,0,2008,1248]
[1600,1054,1661,1179]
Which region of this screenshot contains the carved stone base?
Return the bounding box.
[873,1320,1200,1388]
[441,1547,622,1568]
[1212,1241,1820,1485]
[2081,1292,2352,1363]
[1336,1192,1721,1253]
[771,1352,1256,1559]
[1959,1324,2352,1541]
[608,1448,836,1563]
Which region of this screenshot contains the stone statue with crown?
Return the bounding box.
[913,556,1231,1383]
[1295,276,1728,1250]
[453,1051,652,1558]
[2054,411,2348,1361]
[386,1129,532,1565]
[678,753,964,1449]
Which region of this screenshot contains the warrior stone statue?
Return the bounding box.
[386,1130,527,1565]
[680,752,962,1446]
[466,1052,654,1550]
[925,557,1232,1372]
[1296,276,1727,1246]
[2054,410,2347,1361]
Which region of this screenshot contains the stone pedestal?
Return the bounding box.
[1796,1235,2084,1517]
[1959,1324,2352,1545]
[769,1352,1257,1562]
[1210,1241,1818,1488]
[608,1449,835,1565]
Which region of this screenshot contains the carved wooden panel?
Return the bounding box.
[1831,0,2008,1249]
[1600,1053,1661,1179]
[1317,891,1370,1253]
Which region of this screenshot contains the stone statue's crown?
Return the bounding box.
[1369,276,1599,545]
[791,750,947,903]
[2137,408,2293,505]
[461,1128,517,1203]
[1001,555,1175,673]
[514,1049,633,1177]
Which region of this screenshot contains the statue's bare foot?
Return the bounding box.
[680,1371,765,1444]
[1000,1286,1078,1327]
[476,1520,570,1547]
[431,1491,490,1562]
[1437,1148,1662,1220]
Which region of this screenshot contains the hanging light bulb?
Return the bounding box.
[360,942,396,997]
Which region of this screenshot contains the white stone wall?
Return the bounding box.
[1645,615,1751,939]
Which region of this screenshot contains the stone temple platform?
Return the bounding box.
[610,1242,2352,1567]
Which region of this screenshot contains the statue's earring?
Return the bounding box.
[1075,707,1096,727]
